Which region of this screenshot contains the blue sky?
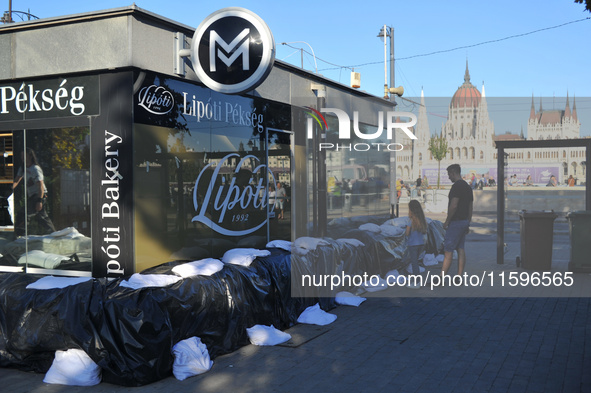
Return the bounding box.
[6,0,591,134]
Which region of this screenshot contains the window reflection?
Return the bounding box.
[0,128,92,273]
[133,123,292,268]
[321,117,391,221]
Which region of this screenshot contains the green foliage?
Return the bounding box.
[574,0,591,13]
[428,135,448,189]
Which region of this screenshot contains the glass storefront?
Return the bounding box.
[0,127,92,275]
[0,71,394,277]
[318,115,392,221]
[133,72,293,270]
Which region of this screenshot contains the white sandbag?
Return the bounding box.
[43,349,101,386]
[49,227,84,238]
[18,250,68,269]
[293,237,328,251]
[297,303,337,326]
[266,240,292,252]
[379,224,404,237]
[26,276,92,290]
[362,276,388,292]
[423,254,439,266]
[335,291,366,307]
[172,337,213,381]
[358,223,381,233]
[120,273,182,289]
[336,238,365,247]
[221,248,271,267]
[383,216,411,227]
[385,269,401,280]
[246,325,291,346]
[172,258,223,278]
[294,246,310,256]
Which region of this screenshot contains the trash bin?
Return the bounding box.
[566,211,591,273]
[518,210,557,271]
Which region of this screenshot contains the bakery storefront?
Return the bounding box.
[0,7,415,386]
[0,6,395,278]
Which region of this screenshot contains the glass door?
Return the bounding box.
[266,128,293,242]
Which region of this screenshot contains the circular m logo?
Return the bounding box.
[191,8,275,95]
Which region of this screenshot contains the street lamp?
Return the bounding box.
[281,41,318,73]
[377,26,405,100]
[377,25,399,218]
[377,26,393,100]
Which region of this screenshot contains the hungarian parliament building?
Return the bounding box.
[398,62,585,186]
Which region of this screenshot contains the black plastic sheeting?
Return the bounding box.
[0,219,445,386]
[290,218,445,297]
[338,219,445,274]
[0,248,320,386]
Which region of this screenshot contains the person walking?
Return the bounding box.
[441,164,473,277]
[268,185,276,216]
[12,148,56,236]
[404,199,427,288]
[275,182,287,220]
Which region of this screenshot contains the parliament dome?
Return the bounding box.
[451,62,481,108]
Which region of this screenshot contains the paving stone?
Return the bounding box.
[1,231,590,392]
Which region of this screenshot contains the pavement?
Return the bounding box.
[1,213,590,392]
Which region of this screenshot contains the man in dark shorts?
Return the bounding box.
[442,164,473,276]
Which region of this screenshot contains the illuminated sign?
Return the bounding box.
[191,7,275,94]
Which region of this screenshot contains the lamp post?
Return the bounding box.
[377,25,398,218]
[377,26,395,101]
[281,41,318,73]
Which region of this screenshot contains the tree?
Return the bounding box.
[428,135,448,189]
[575,0,591,13]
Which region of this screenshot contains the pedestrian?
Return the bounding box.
[567,175,575,187]
[415,176,422,197]
[404,199,427,288]
[268,185,276,216]
[470,173,477,189]
[524,175,534,186]
[275,182,287,219]
[421,175,429,202]
[13,148,56,236]
[546,175,557,187]
[508,174,517,186]
[478,174,486,189]
[441,164,473,277]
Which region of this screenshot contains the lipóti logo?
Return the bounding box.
[137,84,174,115]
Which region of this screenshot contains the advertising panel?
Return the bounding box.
[91,72,134,278]
[0,76,99,121]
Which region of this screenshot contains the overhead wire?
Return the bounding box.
[281,17,591,73]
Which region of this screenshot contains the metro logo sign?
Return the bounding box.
[192,8,275,95]
[209,29,250,72]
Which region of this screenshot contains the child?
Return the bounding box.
[404,199,428,288]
